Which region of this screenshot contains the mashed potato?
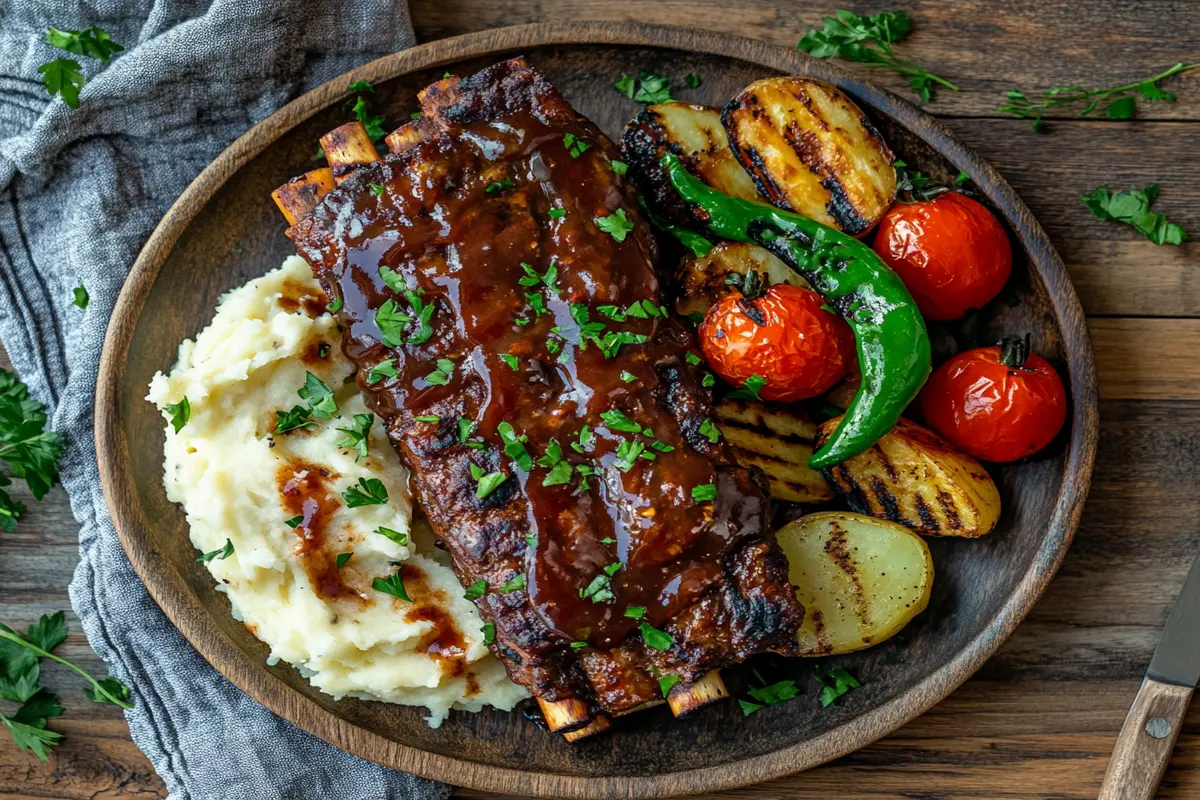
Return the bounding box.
[147,256,527,725]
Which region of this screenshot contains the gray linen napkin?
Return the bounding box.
[0,2,450,797]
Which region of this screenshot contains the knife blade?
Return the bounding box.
[1147,554,1200,688]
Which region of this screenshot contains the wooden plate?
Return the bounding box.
[95,22,1098,799]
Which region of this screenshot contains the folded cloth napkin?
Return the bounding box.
[0,2,450,797]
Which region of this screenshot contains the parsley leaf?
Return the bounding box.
[274,405,314,435]
[423,358,455,386]
[581,573,615,603]
[45,26,123,63]
[501,573,526,593]
[634,71,673,103]
[639,622,673,651]
[164,397,190,433]
[796,10,957,103]
[335,552,353,567]
[659,674,681,696]
[375,299,411,347]
[699,418,722,444]
[486,178,515,194]
[464,578,488,600]
[816,665,861,707]
[352,95,386,142]
[562,132,591,158]
[600,408,642,433]
[542,461,574,487]
[497,421,533,471]
[367,358,399,384]
[548,208,566,219]
[727,374,767,401]
[195,539,234,563]
[0,370,64,524]
[348,79,375,93]
[342,477,388,507]
[375,526,408,546]
[481,621,496,645]
[701,373,716,388]
[691,483,717,502]
[369,182,384,197]
[1082,185,1188,246]
[1000,63,1200,131]
[624,606,646,619]
[500,353,519,371]
[335,413,374,460]
[684,73,702,89]
[613,439,646,472]
[594,208,635,242]
[372,569,411,601]
[298,372,337,419]
[38,58,84,107]
[473,470,508,499]
[71,286,89,309]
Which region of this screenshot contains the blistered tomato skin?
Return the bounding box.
[699,284,854,402]
[920,343,1067,463]
[873,192,1012,321]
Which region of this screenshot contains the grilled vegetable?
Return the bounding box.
[674,241,808,318]
[814,416,1002,538]
[713,399,834,503]
[661,154,931,468]
[777,512,933,656]
[621,102,760,227]
[723,77,896,236]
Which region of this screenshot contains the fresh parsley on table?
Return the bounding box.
[1082,185,1189,246]
[37,25,124,108]
[0,369,64,532]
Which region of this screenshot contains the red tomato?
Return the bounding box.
[920,338,1067,462]
[699,283,853,402]
[873,192,1012,321]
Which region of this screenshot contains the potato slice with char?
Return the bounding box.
[777,511,933,656]
[713,398,834,503]
[815,416,1001,538]
[723,77,896,236]
[621,102,761,227]
[674,241,810,318]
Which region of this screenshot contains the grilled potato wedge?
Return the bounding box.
[815,416,1001,538]
[674,241,810,318]
[621,102,761,227]
[723,78,896,236]
[777,511,933,656]
[713,399,834,503]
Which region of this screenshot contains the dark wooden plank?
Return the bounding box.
[410,0,1200,121]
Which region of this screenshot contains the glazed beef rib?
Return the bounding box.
[282,58,804,733]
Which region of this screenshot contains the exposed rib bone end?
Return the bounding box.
[667,670,729,717]
[537,696,591,733]
[562,713,611,742]
[271,168,335,226]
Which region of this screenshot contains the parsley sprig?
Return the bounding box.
[797,10,957,102]
[816,665,861,707]
[613,71,674,103]
[1000,63,1200,132]
[739,668,800,716]
[0,369,64,532]
[38,26,123,108]
[0,612,132,760]
[1082,185,1189,246]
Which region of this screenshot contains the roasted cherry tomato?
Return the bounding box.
[699,281,853,402]
[920,336,1066,462]
[872,191,1012,321]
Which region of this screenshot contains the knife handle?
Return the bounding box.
[1098,677,1193,800]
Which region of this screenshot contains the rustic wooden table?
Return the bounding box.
[2,1,1198,797]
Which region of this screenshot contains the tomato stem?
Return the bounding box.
[999,334,1032,369]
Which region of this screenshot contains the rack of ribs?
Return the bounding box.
[273,58,805,738]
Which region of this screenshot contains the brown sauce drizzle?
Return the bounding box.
[278,278,328,317]
[277,461,353,599]
[401,564,468,677]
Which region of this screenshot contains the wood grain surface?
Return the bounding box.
[1,1,1197,798]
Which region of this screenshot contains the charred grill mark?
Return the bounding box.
[824,521,871,628]
[869,476,902,522]
[914,493,940,534]
[937,490,964,531]
[735,143,786,205]
[873,443,898,481]
[820,175,872,236]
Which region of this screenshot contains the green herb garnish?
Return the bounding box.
[581,573,614,603]
[372,570,410,601]
[500,353,519,371]
[1082,185,1188,246]
[727,374,767,401]
[335,552,353,567]
[369,182,384,197]
[335,413,374,460]
[699,418,721,444]
[464,578,488,600]
[624,606,646,619]
[594,209,635,242]
[274,405,313,434]
[816,666,861,707]
[659,674,681,696]
[423,358,455,386]
[481,622,495,645]
[367,359,399,384]
[486,179,515,194]
[375,526,408,547]
[613,71,673,103]
[691,483,717,502]
[500,573,526,593]
[640,622,673,651]
[164,397,191,433]
[71,286,88,310]
[497,422,533,471]
[600,408,642,433]
[298,372,337,419]
[196,539,234,563]
[562,132,591,158]
[342,477,388,507]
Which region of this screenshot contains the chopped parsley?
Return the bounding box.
[342,477,388,507]
[485,178,514,194]
[414,414,440,424]
[497,421,533,471]
[481,622,496,645]
[500,353,519,371]
[570,424,594,454]
[367,358,399,384]
[335,413,374,460]
[457,417,478,445]
[685,351,702,367]
[701,373,716,388]
[699,418,721,444]
[369,182,384,197]
[611,159,628,176]
[659,674,681,696]
[500,573,526,593]
[274,405,314,434]
[524,531,537,549]
[570,641,588,650]
[600,537,616,545]
[379,265,406,293]
[691,483,717,502]
[71,286,88,309]
[816,666,861,707]
[563,132,591,158]
[326,296,343,313]
[613,71,673,103]
[372,570,411,601]
[165,397,190,433]
[542,461,574,486]
[348,79,374,93]
[335,552,353,568]
[284,515,303,529]
[595,208,635,242]
[740,671,801,716]
[1082,184,1189,246]
[469,464,508,499]
[195,539,234,564]
[613,440,646,472]
[375,299,411,347]
[595,330,649,359]
[580,573,614,603]
[620,370,636,383]
[375,526,408,547]
[597,305,627,322]
[423,358,455,386]
[298,372,337,419]
[624,606,646,619]
[727,374,768,401]
[640,622,673,651]
[600,408,642,433]
[684,73,702,89]
[464,578,488,600]
[603,562,622,577]
[352,95,385,142]
[548,208,566,219]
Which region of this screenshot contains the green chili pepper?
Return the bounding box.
[661,154,931,468]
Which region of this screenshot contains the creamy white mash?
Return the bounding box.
[147,256,527,725]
